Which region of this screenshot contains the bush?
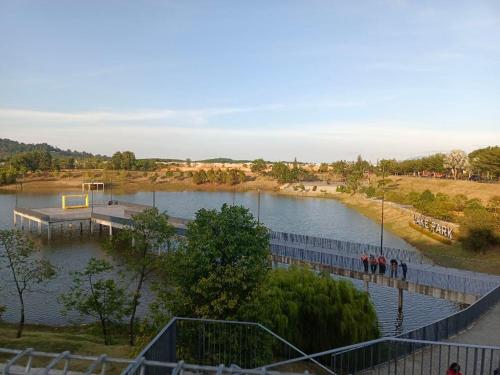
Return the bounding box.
[238,267,379,353]
[460,207,499,252]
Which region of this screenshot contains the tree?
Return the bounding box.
[238,267,379,352]
[108,208,175,345]
[469,146,500,180]
[60,258,131,345]
[444,150,468,180]
[250,158,267,174]
[0,230,56,337]
[318,163,329,173]
[111,152,123,170]
[156,204,270,320]
[121,151,136,170]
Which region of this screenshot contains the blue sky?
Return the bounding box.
[0,0,499,161]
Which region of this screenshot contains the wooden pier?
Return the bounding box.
[13,201,151,240]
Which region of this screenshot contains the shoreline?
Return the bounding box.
[2,176,499,275]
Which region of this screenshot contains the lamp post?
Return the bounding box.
[257,189,261,223]
[380,164,385,255]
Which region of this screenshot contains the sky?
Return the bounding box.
[0,0,499,162]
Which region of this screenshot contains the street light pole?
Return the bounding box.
[380,164,385,255]
[153,183,156,208]
[257,189,261,224]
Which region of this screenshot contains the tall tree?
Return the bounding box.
[111,152,123,170]
[444,150,468,180]
[60,258,131,345]
[121,151,136,170]
[0,230,56,337]
[469,146,500,179]
[155,204,270,320]
[108,208,175,345]
[250,158,267,174]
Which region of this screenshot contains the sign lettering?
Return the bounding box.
[412,214,454,240]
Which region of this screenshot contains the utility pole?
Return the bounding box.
[110,176,113,202]
[152,182,156,208]
[380,163,385,255]
[257,189,261,223]
[91,187,94,213]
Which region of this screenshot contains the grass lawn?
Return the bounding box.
[0,323,134,373]
[390,176,499,203]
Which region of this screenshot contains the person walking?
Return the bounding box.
[446,362,462,375]
[400,261,408,280]
[378,255,386,275]
[361,254,369,273]
[369,254,378,274]
[390,259,398,278]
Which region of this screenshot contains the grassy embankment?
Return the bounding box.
[0,323,133,372]
[333,176,500,275]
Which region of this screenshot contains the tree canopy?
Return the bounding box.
[238,266,380,352]
[156,204,270,320]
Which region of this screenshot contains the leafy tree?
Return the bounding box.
[250,158,267,174]
[121,151,136,170]
[469,146,500,180]
[0,230,56,337]
[108,208,175,345]
[111,152,123,170]
[238,267,379,352]
[156,204,270,320]
[444,150,468,180]
[60,258,131,345]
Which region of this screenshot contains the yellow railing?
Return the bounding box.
[62,194,89,209]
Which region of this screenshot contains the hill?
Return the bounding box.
[0,138,106,160]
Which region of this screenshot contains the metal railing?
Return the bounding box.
[0,348,310,375]
[270,243,499,297]
[269,231,428,265]
[262,284,500,374]
[121,317,335,375]
[263,338,500,375]
[398,284,500,341]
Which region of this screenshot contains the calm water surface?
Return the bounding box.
[0,189,460,336]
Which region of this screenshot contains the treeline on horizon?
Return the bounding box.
[0,138,499,185]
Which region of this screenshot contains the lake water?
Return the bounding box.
[0,189,460,336]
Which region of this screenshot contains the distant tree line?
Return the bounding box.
[191,168,247,185]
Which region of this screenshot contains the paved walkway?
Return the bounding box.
[450,300,500,347]
[356,301,500,374]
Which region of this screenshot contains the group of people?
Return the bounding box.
[360,253,408,280]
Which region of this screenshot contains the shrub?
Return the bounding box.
[460,207,499,252]
[238,267,379,353]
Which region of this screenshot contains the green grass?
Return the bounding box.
[0,322,134,373]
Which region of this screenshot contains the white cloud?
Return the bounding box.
[1,107,498,162]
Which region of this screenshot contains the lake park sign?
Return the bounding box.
[412,214,454,240]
